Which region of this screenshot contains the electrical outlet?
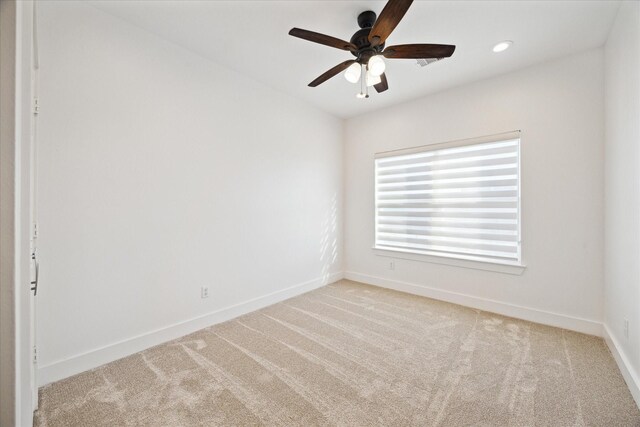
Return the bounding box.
[624,318,629,340]
[201,286,209,299]
[389,261,395,270]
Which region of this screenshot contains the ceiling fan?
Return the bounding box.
[288,0,455,98]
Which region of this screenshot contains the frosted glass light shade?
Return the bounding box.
[368,55,385,76]
[366,71,381,87]
[344,63,361,83]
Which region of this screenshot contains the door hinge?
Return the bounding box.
[33,98,39,115]
[33,222,38,239]
[33,346,37,364]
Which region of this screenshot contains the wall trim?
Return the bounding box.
[344,271,603,336]
[38,272,344,386]
[603,324,640,409]
[373,247,526,276]
[38,271,639,411]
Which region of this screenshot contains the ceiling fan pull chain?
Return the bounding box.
[357,64,366,98]
[364,65,370,98]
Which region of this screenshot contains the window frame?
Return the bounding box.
[373,131,525,275]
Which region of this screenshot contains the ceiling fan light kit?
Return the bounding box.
[288,0,456,99]
[344,62,362,83]
[366,70,382,87]
[368,55,386,76]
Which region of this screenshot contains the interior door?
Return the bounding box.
[30,5,39,408]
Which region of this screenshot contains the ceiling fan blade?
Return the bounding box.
[289,28,357,51]
[368,0,414,47]
[308,60,357,87]
[383,44,456,59]
[374,73,389,93]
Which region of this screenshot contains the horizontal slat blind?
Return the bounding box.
[375,136,521,265]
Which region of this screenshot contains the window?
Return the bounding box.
[374,132,521,266]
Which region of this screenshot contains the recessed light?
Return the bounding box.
[493,41,513,53]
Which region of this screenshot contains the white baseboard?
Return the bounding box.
[38,272,343,387]
[344,271,602,336]
[603,324,640,409]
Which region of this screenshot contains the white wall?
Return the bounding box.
[36,1,343,385]
[344,49,605,335]
[604,0,640,405]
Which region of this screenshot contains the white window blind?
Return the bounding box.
[375,133,521,265]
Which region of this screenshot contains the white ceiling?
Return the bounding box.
[88,0,620,119]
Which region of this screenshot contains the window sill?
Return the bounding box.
[372,247,526,276]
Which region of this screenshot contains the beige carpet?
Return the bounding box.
[35,280,640,426]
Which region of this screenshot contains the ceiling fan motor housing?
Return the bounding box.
[351,11,384,61]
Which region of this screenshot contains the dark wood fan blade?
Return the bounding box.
[289,28,357,51]
[368,0,414,47]
[308,60,357,87]
[383,44,456,59]
[374,73,388,93]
